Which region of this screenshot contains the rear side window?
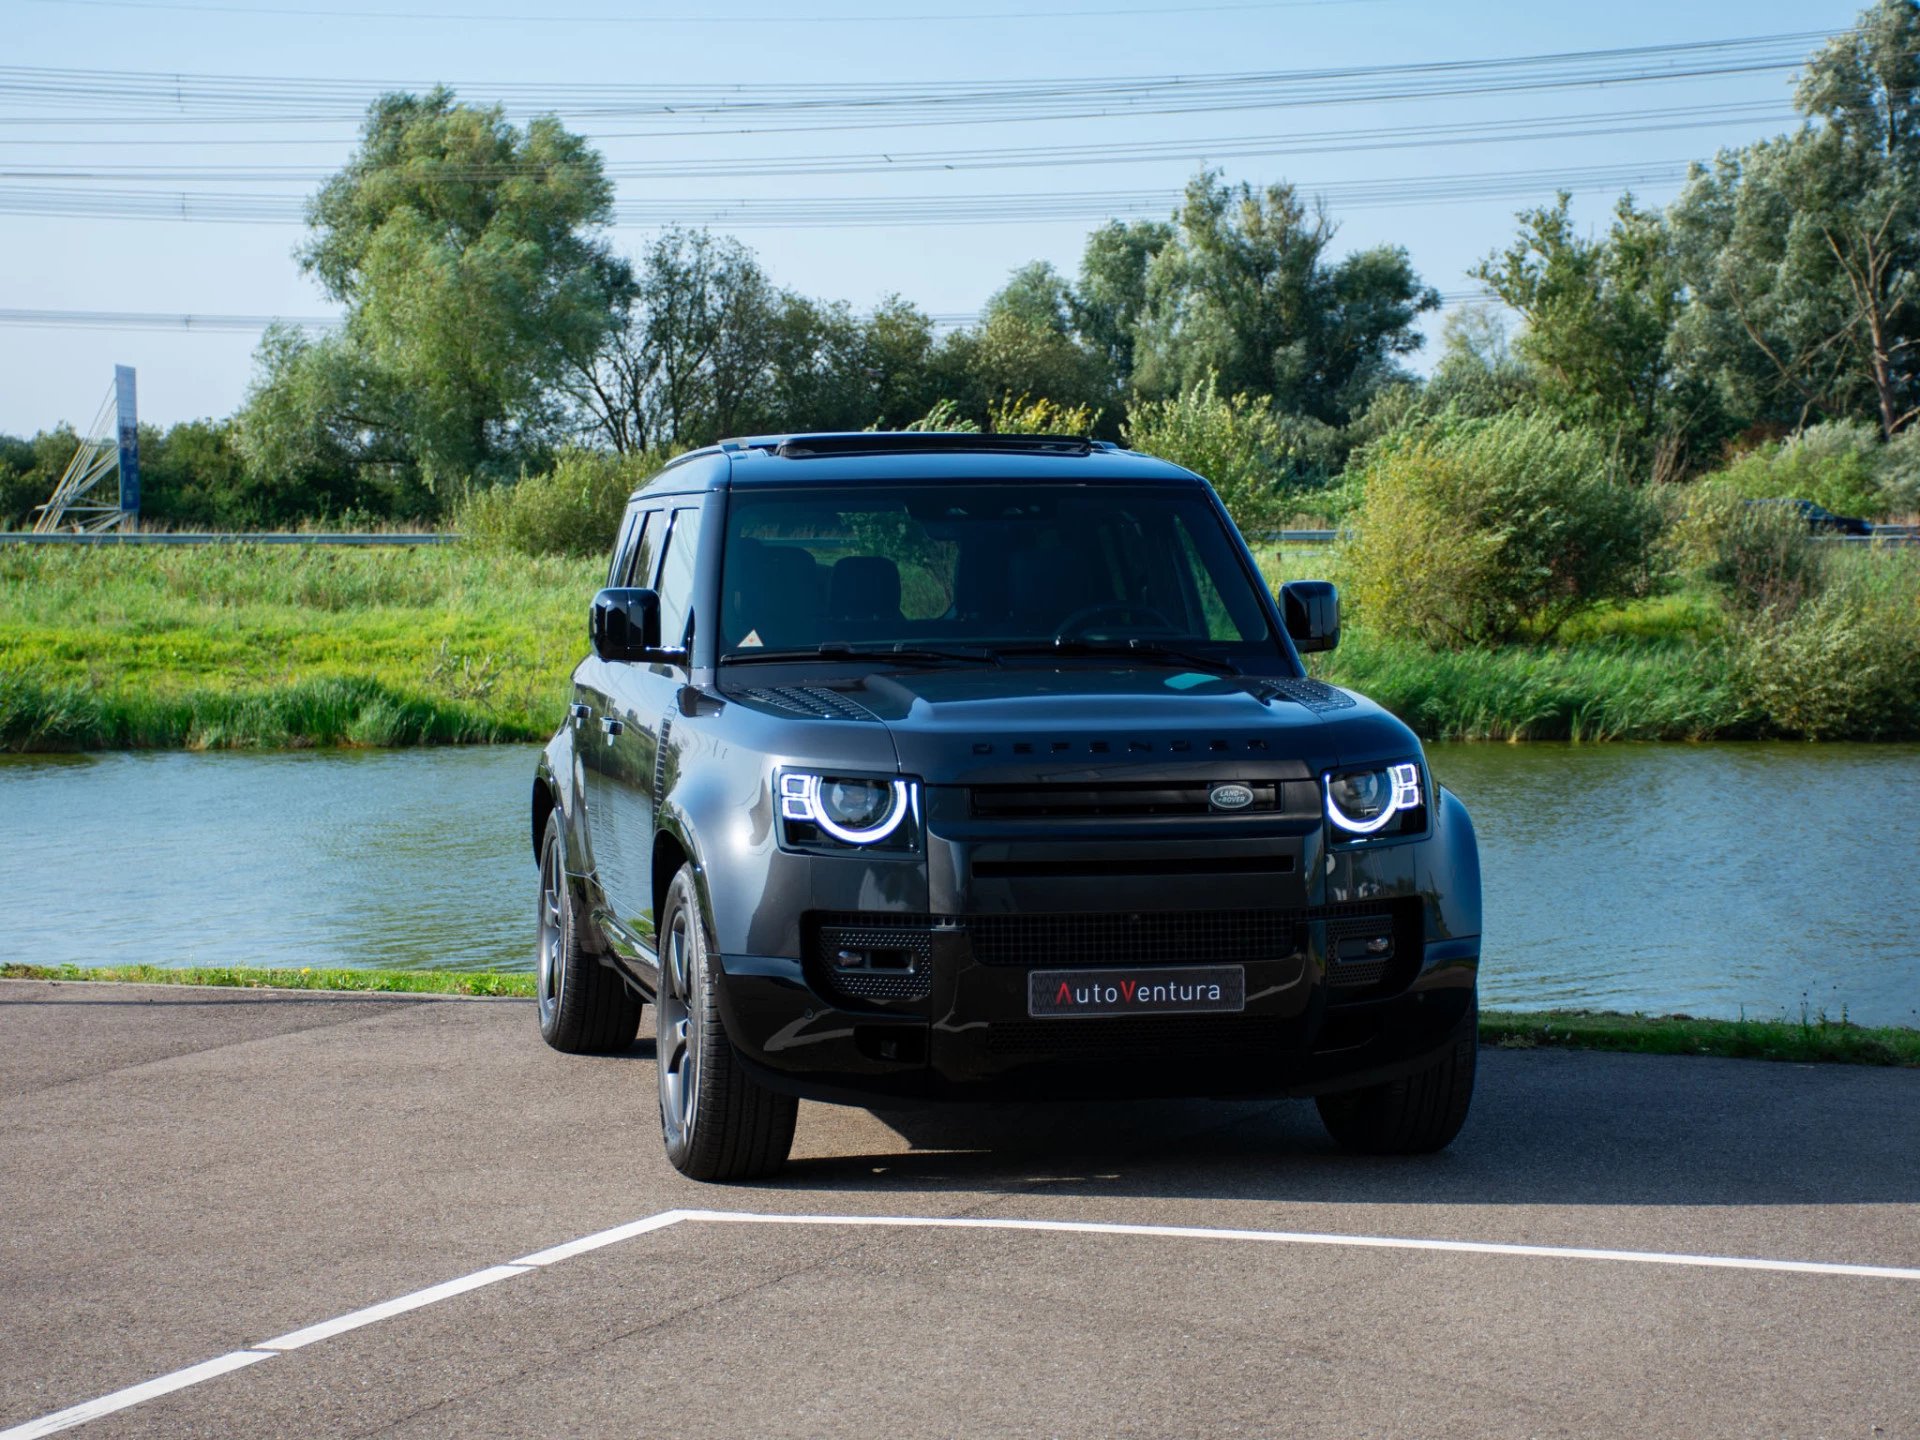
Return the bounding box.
[625,511,661,587]
[606,511,639,588]
[655,506,704,648]
[607,509,661,588]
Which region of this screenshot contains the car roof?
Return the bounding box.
[631,431,1206,498]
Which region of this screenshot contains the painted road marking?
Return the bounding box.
[0,1351,274,1440]
[681,1209,1920,1284]
[254,1264,533,1352]
[6,1209,1920,1437]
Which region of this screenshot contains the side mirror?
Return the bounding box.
[590,587,662,663]
[1280,580,1339,654]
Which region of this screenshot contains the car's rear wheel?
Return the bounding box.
[536,810,643,1055]
[656,863,797,1182]
[1315,1012,1477,1155]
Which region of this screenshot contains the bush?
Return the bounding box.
[1123,376,1337,533]
[897,399,980,434]
[1877,426,1920,518]
[1662,486,1825,615]
[987,394,1099,436]
[1731,552,1920,739]
[1342,410,1662,646]
[1706,421,1886,519]
[457,449,658,558]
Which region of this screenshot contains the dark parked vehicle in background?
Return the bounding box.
[1748,497,1875,536]
[531,433,1481,1180]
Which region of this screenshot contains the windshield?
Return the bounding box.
[718,483,1276,659]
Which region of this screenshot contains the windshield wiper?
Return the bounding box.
[720,642,1002,667]
[989,638,1241,675]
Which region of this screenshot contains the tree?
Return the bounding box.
[1669,1,1920,438]
[245,88,631,490]
[1131,171,1438,425]
[1472,192,1683,438]
[1072,219,1173,388]
[986,260,1077,335]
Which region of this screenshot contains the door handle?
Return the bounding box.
[600,716,625,736]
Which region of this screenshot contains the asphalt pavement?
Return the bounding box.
[2,979,1916,1439]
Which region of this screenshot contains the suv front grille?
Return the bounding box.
[968,780,1319,820]
[966,909,1303,968]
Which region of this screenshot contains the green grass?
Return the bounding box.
[1312,628,1746,741]
[7,963,1916,1065]
[1481,1008,1920,1068]
[1,962,536,997]
[0,545,600,750]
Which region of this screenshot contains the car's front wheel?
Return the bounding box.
[536,810,643,1055]
[655,863,797,1182]
[1315,1011,1477,1155]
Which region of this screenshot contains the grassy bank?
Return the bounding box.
[0,545,599,750]
[1,962,536,997]
[1,542,1911,751]
[6,964,1917,1066]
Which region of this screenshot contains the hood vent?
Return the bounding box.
[1259,678,1356,713]
[737,685,880,722]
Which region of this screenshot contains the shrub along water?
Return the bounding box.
[1340,410,1663,647]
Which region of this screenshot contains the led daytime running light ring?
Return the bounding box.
[1325,762,1423,836]
[785,773,912,845]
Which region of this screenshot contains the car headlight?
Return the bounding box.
[778,771,920,850]
[1325,761,1426,838]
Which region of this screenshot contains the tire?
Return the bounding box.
[536,810,643,1055]
[655,864,797,1182]
[1315,1012,1477,1155]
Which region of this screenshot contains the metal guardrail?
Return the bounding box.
[0,531,460,546]
[3,527,1912,548]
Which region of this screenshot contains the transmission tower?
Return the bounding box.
[33,365,141,533]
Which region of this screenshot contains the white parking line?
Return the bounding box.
[0,1352,274,1440]
[254,1264,534,1352]
[6,1208,1919,1438]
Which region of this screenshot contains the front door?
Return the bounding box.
[595,501,703,947]
[584,508,659,942]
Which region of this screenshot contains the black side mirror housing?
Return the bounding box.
[590,587,663,663]
[1280,580,1340,654]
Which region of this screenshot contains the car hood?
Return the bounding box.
[825,665,1420,783]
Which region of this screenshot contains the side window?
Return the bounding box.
[606,510,639,588]
[654,506,704,649]
[624,510,661,587]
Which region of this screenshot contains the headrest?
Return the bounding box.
[829,555,902,620]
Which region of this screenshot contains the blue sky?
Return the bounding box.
[0,0,1868,435]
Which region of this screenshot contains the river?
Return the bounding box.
[1,742,1914,1026]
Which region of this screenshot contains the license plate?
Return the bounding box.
[1028,966,1245,1018]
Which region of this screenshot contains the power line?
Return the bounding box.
[0,161,1695,226]
[0,101,1794,181]
[22,0,1390,25]
[0,306,989,331]
[0,34,1826,136]
[0,294,1498,334]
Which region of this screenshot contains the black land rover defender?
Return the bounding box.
[531,432,1481,1181]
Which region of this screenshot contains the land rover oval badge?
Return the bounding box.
[1209,782,1255,811]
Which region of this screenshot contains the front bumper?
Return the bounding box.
[714,926,1480,1106]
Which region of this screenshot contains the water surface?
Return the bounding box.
[2,742,1915,1025]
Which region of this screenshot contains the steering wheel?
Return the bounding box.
[1053,602,1178,639]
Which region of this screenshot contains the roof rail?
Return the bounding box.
[770,431,1093,460]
